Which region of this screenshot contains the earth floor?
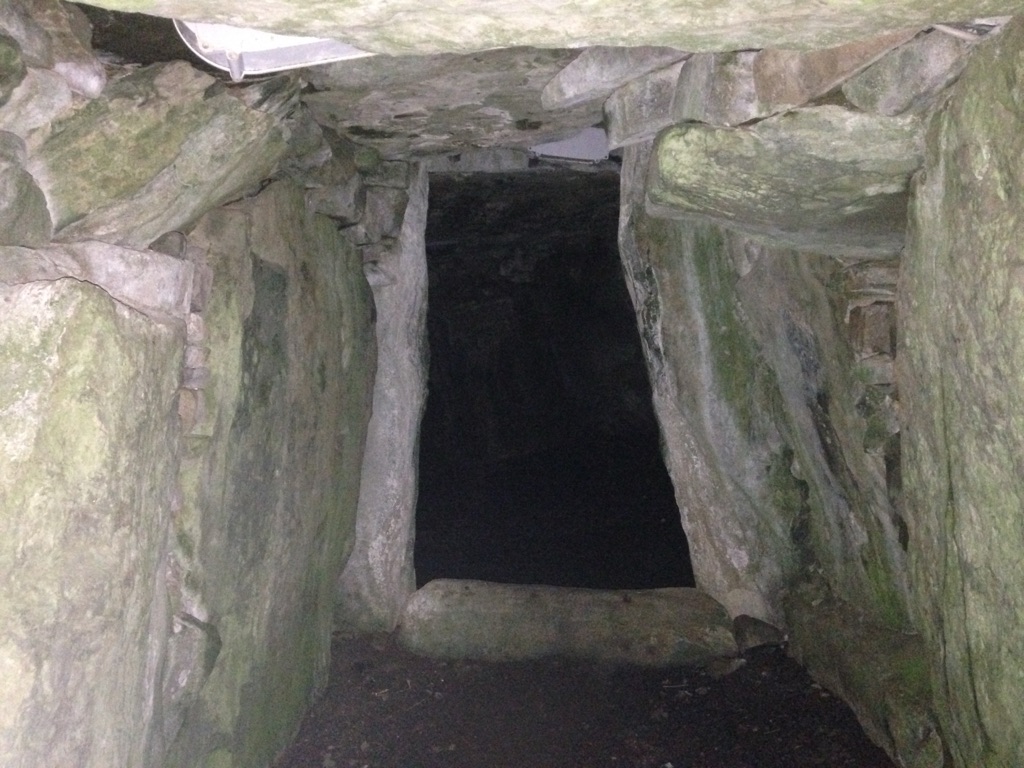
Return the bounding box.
[273,632,896,768]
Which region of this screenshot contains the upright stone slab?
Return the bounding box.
[164,181,376,768]
[618,141,799,622]
[0,277,183,767]
[900,18,1024,768]
[334,165,429,632]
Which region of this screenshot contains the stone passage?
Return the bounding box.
[415,169,694,590]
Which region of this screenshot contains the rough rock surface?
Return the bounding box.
[786,582,942,768]
[85,0,1018,55]
[164,181,376,768]
[0,132,51,246]
[842,29,976,115]
[302,48,602,158]
[0,278,183,767]
[29,61,289,247]
[604,60,689,149]
[334,165,429,633]
[399,579,737,665]
[751,29,919,113]
[0,66,71,138]
[0,241,193,322]
[646,105,924,257]
[541,45,689,110]
[0,0,106,98]
[900,17,1024,768]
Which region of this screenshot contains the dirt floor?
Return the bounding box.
[273,632,896,768]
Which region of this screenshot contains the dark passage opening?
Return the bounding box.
[415,169,694,590]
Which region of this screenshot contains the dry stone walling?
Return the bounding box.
[3,2,1024,768]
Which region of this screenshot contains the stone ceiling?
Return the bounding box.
[82,0,1020,54]
[79,2,1015,160]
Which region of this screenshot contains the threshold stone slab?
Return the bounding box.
[398,579,737,666]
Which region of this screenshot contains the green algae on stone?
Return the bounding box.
[901,17,1024,768]
[84,0,1021,56]
[647,105,923,257]
[0,278,182,767]
[31,61,288,247]
[785,581,943,767]
[165,182,375,768]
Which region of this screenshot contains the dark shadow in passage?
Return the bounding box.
[415,170,693,590]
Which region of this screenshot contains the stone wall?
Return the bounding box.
[162,181,375,767]
[901,17,1024,768]
[0,3,378,765]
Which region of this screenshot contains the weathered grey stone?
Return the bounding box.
[605,59,687,149]
[181,365,210,389]
[541,46,689,110]
[0,241,194,324]
[302,48,602,157]
[306,178,365,223]
[0,129,24,163]
[364,159,411,188]
[29,61,288,247]
[165,180,376,767]
[733,615,785,651]
[672,51,764,127]
[786,582,943,768]
[620,141,910,625]
[421,147,532,173]
[84,0,1019,56]
[0,277,183,767]
[0,136,51,246]
[900,17,1024,768]
[752,29,919,112]
[399,580,738,665]
[20,0,105,97]
[618,142,798,622]
[0,0,53,68]
[278,104,332,180]
[734,248,910,627]
[335,165,428,633]
[361,186,410,241]
[843,30,974,115]
[0,32,25,107]
[646,105,924,257]
[0,67,72,137]
[148,230,187,259]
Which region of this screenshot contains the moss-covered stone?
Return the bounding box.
[0,278,182,766]
[786,581,944,767]
[900,17,1024,768]
[164,181,375,768]
[647,105,924,257]
[29,61,288,247]
[619,142,800,623]
[84,0,1021,56]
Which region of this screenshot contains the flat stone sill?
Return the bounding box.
[397,578,738,667]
